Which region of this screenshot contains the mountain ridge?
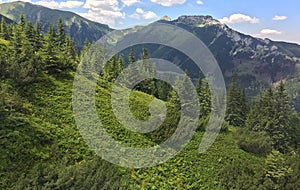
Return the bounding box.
[0,1,112,49]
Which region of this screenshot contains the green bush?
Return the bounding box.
[236,129,272,155]
[197,116,228,133]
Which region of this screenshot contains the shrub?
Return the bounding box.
[236,129,272,155]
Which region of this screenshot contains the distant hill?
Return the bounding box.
[156,16,300,83]
[0,1,112,49]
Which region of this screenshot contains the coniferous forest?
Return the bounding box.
[1,15,300,190]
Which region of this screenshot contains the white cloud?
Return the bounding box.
[35,0,84,9]
[120,0,140,7]
[6,0,32,3]
[59,1,84,8]
[78,0,125,25]
[273,15,287,21]
[136,7,144,14]
[219,13,260,24]
[150,0,186,7]
[196,0,203,5]
[129,8,159,20]
[260,29,282,35]
[129,13,140,20]
[143,11,158,19]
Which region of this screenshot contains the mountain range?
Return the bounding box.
[0,1,299,111]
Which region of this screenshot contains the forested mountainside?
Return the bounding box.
[1,14,300,189]
[0,1,111,49]
[154,15,300,111]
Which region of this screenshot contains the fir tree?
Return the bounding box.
[0,17,9,40]
[129,47,135,64]
[225,75,248,127]
[57,17,65,46]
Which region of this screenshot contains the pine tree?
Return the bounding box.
[19,14,26,30]
[196,75,211,118]
[246,82,293,153]
[225,75,248,127]
[129,47,135,64]
[80,39,90,59]
[245,100,261,131]
[9,23,23,80]
[34,21,43,52]
[57,17,65,46]
[41,25,58,72]
[0,17,9,40]
[263,150,293,189]
[8,16,39,82]
[25,22,35,46]
[271,82,292,153]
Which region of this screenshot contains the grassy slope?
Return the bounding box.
[1,71,265,189]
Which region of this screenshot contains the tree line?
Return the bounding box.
[0,14,77,84]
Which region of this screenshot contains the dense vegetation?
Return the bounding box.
[1,15,300,189]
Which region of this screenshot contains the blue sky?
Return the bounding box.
[2,0,300,44]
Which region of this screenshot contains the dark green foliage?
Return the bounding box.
[285,154,300,190]
[129,47,135,64]
[289,113,300,149]
[220,158,263,190]
[236,128,272,155]
[196,75,212,118]
[246,82,293,153]
[57,17,65,46]
[225,75,249,127]
[102,55,124,82]
[0,15,78,83]
[14,158,131,190]
[0,17,9,40]
[262,150,293,190]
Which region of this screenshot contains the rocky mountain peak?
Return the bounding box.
[176,15,223,26]
[160,15,172,21]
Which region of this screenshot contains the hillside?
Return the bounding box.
[0,1,111,49]
[0,6,300,189]
[0,14,14,24]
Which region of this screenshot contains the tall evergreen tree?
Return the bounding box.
[34,21,43,52]
[41,25,58,72]
[129,47,135,64]
[196,75,211,118]
[225,75,248,127]
[57,17,65,46]
[19,14,26,30]
[0,17,9,40]
[271,82,292,153]
[246,82,293,153]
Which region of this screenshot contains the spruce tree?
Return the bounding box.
[246,82,293,153]
[41,25,58,72]
[272,82,291,153]
[225,75,248,127]
[57,17,65,46]
[129,47,135,64]
[34,21,43,52]
[196,75,211,118]
[0,17,9,40]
